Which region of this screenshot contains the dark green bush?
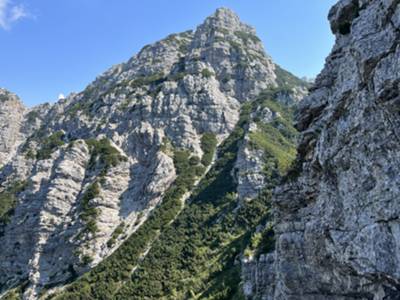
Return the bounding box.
[26,110,40,123]
[201,133,218,167]
[79,182,100,235]
[189,155,201,166]
[85,138,127,175]
[129,73,166,89]
[36,131,65,160]
[201,68,214,78]
[107,222,126,248]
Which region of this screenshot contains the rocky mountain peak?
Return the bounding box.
[0,7,309,299]
[202,7,252,33]
[193,7,260,45]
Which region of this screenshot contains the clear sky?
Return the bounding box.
[0,0,338,107]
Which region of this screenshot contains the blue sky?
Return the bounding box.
[0,0,337,107]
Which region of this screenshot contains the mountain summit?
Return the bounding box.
[0,8,307,299]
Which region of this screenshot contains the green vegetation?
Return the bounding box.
[164,33,190,53]
[160,136,174,156]
[221,74,231,84]
[217,28,230,35]
[249,123,296,174]
[2,288,22,300]
[229,40,243,53]
[107,222,126,248]
[82,255,94,266]
[129,73,166,89]
[26,110,40,123]
[274,64,309,90]
[85,138,127,176]
[234,31,261,44]
[168,71,187,82]
[79,182,101,236]
[0,93,10,102]
[0,181,27,225]
[201,68,214,78]
[244,224,274,259]
[67,102,85,116]
[74,138,127,241]
[173,150,199,190]
[78,138,126,234]
[201,133,218,167]
[167,57,188,82]
[36,131,65,160]
[247,89,299,174]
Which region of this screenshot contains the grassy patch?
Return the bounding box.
[248,89,299,174]
[249,124,296,174]
[26,110,40,123]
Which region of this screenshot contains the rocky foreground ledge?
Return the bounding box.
[243,0,400,299]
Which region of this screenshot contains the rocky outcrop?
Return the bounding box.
[244,0,400,299]
[0,89,26,167]
[0,8,308,299]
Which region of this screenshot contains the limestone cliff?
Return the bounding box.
[243,0,400,299]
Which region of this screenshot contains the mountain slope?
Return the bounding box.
[48,87,298,300]
[0,8,308,300]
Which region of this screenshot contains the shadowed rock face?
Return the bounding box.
[243,0,400,299]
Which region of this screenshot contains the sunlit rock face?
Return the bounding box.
[0,89,26,168]
[0,8,308,299]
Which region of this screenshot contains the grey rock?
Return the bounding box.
[0,89,26,167]
[244,1,400,299]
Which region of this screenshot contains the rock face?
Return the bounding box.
[0,89,26,167]
[244,0,400,299]
[0,8,308,299]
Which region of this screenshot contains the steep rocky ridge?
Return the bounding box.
[0,7,307,300]
[243,0,400,299]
